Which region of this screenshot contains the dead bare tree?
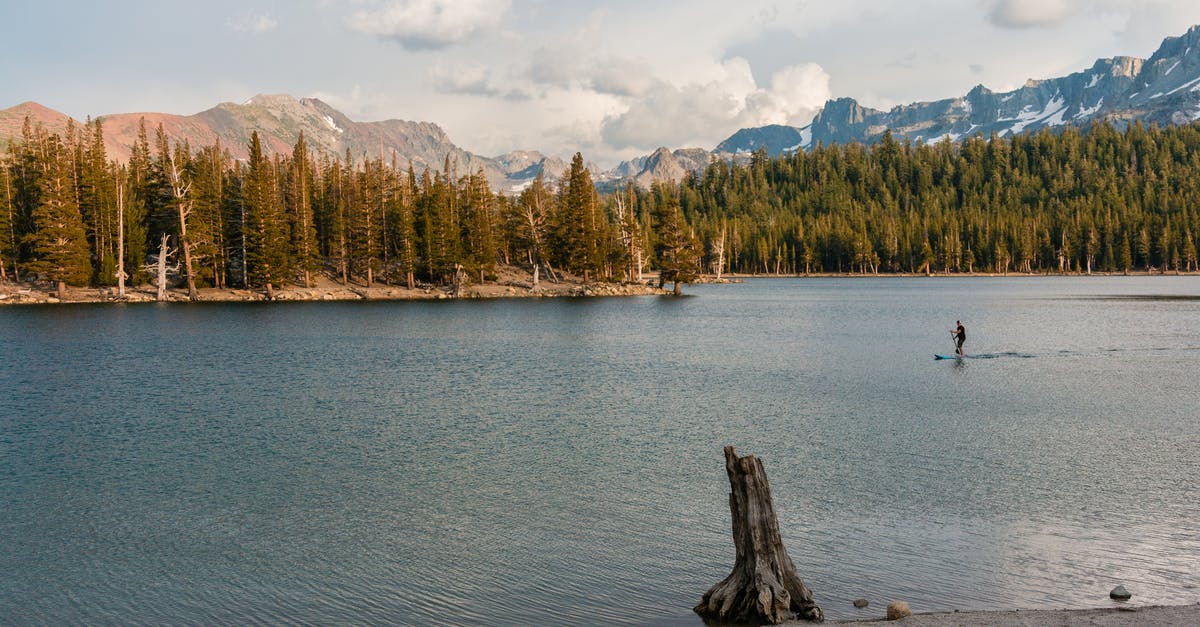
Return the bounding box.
[695,446,823,624]
[164,148,198,300]
[115,176,127,298]
[450,262,465,298]
[520,179,550,288]
[144,233,178,302]
[710,222,727,280]
[614,185,644,283]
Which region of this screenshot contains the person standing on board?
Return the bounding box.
[952,320,966,356]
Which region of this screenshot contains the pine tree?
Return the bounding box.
[350,157,381,286]
[243,132,288,292]
[554,153,600,280]
[651,182,700,295]
[123,119,151,284]
[392,165,420,288]
[286,133,319,287]
[192,143,228,288]
[422,169,460,284]
[22,133,92,296]
[462,168,496,282]
[79,118,117,286]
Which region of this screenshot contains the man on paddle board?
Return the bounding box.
[952,320,966,356]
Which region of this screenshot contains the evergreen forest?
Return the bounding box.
[3,117,1200,299]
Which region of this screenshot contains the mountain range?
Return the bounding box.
[714,24,1200,157]
[4,25,1200,191]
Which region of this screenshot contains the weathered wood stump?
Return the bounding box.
[695,446,823,624]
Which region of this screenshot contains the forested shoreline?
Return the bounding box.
[2,116,1199,304]
[679,122,1200,276]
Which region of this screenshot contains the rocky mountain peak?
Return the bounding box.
[706,23,1200,174]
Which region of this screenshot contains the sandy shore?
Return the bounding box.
[824,603,1200,625]
[0,266,667,305]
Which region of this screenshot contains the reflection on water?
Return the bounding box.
[1,277,1198,625]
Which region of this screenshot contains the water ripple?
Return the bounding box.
[2,279,1199,624]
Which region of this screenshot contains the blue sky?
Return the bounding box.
[3,0,1200,166]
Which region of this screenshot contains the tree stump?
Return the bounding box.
[695,446,823,624]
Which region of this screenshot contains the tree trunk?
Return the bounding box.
[695,446,823,624]
[116,178,126,299]
[178,202,197,300]
[156,234,170,302]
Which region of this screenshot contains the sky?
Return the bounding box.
[3,0,1200,167]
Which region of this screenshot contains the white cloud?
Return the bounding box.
[987,0,1077,29]
[586,57,660,97]
[430,63,501,96]
[526,46,583,90]
[227,12,278,33]
[345,0,512,50]
[747,64,834,126]
[526,51,661,98]
[600,58,831,150]
[309,84,398,122]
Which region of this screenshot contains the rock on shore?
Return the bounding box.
[824,603,1200,626]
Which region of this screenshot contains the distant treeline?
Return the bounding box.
[3,118,1200,298]
[679,122,1200,275]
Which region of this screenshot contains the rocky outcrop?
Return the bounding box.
[715,124,810,157]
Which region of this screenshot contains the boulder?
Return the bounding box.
[853,599,869,609]
[886,601,912,620]
[1110,585,1132,600]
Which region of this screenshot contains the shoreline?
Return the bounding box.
[3,268,1197,306]
[711,269,1200,279]
[828,602,1200,625]
[0,266,667,306]
[0,281,665,306]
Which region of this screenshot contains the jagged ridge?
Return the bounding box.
[717,24,1200,156]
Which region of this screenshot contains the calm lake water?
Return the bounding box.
[2,277,1198,625]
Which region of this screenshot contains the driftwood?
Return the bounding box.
[695,446,823,624]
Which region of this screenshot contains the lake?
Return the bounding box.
[1,277,1198,625]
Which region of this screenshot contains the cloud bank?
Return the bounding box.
[600,59,831,150]
[987,0,1077,29]
[345,0,512,50]
[227,12,278,33]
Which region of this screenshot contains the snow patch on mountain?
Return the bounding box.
[784,126,814,153]
[1166,75,1200,96]
[918,132,959,145]
[1075,97,1104,119]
